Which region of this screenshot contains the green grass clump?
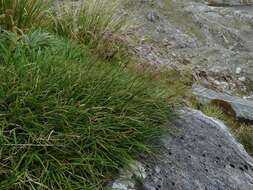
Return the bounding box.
[0,0,50,32]
[0,30,172,189]
[0,0,127,60]
[52,0,127,59]
[0,1,172,189]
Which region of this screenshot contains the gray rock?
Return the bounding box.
[146,11,160,22]
[239,76,246,82]
[236,67,242,74]
[193,84,253,121]
[207,0,253,6]
[112,108,253,190]
[121,0,253,92]
[244,94,253,101]
[111,161,147,190]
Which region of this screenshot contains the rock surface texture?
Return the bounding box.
[121,0,253,92]
[112,1,253,189]
[193,84,253,122]
[111,108,253,190]
[208,0,253,6]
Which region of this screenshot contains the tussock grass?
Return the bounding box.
[0,0,127,60]
[0,1,173,189]
[0,30,172,189]
[52,0,127,59]
[0,0,50,32]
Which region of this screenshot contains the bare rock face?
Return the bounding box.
[121,0,253,92]
[111,108,253,190]
[193,84,253,122]
[207,0,253,6]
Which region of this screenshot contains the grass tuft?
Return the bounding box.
[52,0,127,59]
[0,30,172,189]
[0,1,173,189]
[0,0,50,32]
[0,0,126,60]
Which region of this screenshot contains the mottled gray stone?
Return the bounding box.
[146,11,160,22]
[111,108,253,190]
[207,0,253,6]
[193,84,253,121]
[110,161,147,190]
[245,94,253,101]
[121,0,253,92]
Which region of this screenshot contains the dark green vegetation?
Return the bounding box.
[0,29,172,190]
[0,0,173,189]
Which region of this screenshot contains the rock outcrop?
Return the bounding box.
[122,0,253,92]
[208,0,253,6]
[111,108,253,190]
[193,84,253,122]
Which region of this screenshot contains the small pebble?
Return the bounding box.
[236,67,242,74]
[238,76,246,82]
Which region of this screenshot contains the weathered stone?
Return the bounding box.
[236,67,242,74]
[207,0,253,6]
[193,84,253,121]
[110,161,147,190]
[121,0,253,92]
[239,76,246,82]
[244,94,253,101]
[146,11,159,22]
[112,108,253,190]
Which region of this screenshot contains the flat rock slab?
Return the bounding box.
[111,108,253,190]
[193,84,253,122]
[207,0,253,6]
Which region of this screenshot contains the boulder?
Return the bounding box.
[193,84,253,122]
[111,108,253,190]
